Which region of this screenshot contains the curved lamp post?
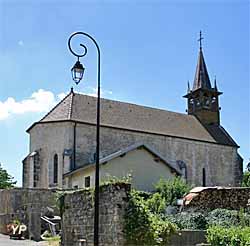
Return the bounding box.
[68,32,101,246]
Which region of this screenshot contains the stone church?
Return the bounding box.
[22,43,243,191]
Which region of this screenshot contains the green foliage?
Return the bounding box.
[206,209,250,228]
[124,177,191,244]
[146,193,166,215]
[56,191,66,216]
[167,212,207,230]
[242,171,250,187]
[166,209,250,230]
[0,163,16,188]
[154,177,191,206]
[207,226,250,246]
[124,190,177,245]
[206,209,240,228]
[12,219,21,225]
[238,208,250,227]
[101,173,132,186]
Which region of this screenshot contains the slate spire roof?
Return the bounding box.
[193,49,212,91]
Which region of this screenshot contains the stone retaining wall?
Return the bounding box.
[61,183,131,246]
[0,188,58,241]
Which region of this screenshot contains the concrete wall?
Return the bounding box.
[67,148,177,191]
[68,166,95,189]
[169,230,206,246]
[0,188,58,241]
[100,148,176,191]
[61,183,131,246]
[26,121,241,189]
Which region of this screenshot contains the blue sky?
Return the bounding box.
[0,0,249,186]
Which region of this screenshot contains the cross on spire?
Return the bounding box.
[198,30,204,50]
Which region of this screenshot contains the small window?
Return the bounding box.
[202,168,206,187]
[85,176,91,188]
[53,154,58,184]
[73,185,78,189]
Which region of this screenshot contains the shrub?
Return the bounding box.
[146,193,166,215]
[167,212,207,230]
[206,209,239,228]
[124,190,177,245]
[154,177,191,206]
[207,226,250,246]
[206,208,250,228]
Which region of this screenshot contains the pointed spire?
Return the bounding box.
[192,32,212,91]
[214,76,218,91]
[187,80,191,93]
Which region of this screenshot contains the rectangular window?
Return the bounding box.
[85,176,91,188]
[202,168,206,187]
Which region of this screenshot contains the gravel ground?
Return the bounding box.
[0,234,48,246]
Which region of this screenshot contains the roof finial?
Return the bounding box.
[198,30,204,50]
[70,87,74,93]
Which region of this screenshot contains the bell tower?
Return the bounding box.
[184,31,222,125]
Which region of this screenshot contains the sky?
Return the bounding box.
[0,0,249,186]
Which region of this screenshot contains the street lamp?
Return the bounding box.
[71,60,85,84]
[68,31,101,246]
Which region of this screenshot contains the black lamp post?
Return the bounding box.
[68,32,101,246]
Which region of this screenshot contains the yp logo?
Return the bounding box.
[10,224,27,235]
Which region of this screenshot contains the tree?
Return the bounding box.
[0,163,16,188]
[242,171,250,187]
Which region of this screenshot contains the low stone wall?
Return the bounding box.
[61,183,131,246]
[184,187,250,211]
[0,188,58,241]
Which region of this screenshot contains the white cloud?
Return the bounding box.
[57,92,67,100]
[18,40,24,46]
[82,86,113,98]
[0,87,114,121]
[0,89,60,120]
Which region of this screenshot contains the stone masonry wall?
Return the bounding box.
[28,121,242,189]
[28,122,73,188]
[0,188,58,241]
[184,187,250,211]
[75,123,241,187]
[61,183,131,246]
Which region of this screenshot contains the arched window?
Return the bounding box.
[54,154,58,184]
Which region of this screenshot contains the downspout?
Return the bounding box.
[73,122,77,170]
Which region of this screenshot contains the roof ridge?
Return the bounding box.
[39,91,73,122]
[68,91,74,119]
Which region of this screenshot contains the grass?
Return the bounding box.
[44,236,60,246]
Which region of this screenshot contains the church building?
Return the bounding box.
[22,38,243,191]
